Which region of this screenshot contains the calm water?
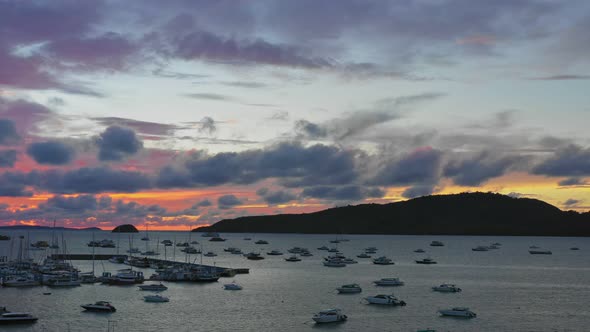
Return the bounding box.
[1,230,589,331]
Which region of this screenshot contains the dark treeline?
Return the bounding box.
[195,192,590,236]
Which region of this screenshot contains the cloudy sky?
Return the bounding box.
[0,0,589,230]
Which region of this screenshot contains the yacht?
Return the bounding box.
[529,249,552,255]
[224,282,243,290]
[103,269,144,285]
[438,307,476,318]
[254,240,269,245]
[432,284,462,293]
[144,294,169,303]
[46,275,81,287]
[243,237,251,241]
[0,309,38,324]
[31,241,49,248]
[203,252,217,257]
[108,256,125,264]
[372,256,394,265]
[374,278,404,286]
[230,249,243,255]
[430,241,444,247]
[416,257,437,264]
[244,252,265,260]
[414,249,426,253]
[357,253,371,258]
[81,301,116,312]
[266,250,283,255]
[323,259,346,267]
[190,241,199,245]
[328,248,339,253]
[285,255,301,262]
[312,309,347,324]
[138,283,168,291]
[336,284,362,294]
[364,294,406,306]
[127,248,141,254]
[472,246,489,252]
[2,276,40,287]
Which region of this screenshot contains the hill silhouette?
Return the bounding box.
[195,192,590,236]
[112,224,139,233]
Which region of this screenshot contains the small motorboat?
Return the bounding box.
[357,253,371,258]
[254,240,268,244]
[266,250,284,256]
[336,284,362,294]
[223,282,243,290]
[372,256,394,265]
[0,309,38,324]
[432,284,461,293]
[138,283,168,291]
[300,251,313,257]
[472,246,489,252]
[416,258,437,264]
[244,252,265,260]
[81,301,116,312]
[323,260,346,267]
[374,278,404,286]
[203,252,217,257]
[285,255,301,262]
[414,249,425,253]
[529,249,552,255]
[144,294,169,303]
[430,241,444,247]
[209,237,226,242]
[364,294,406,306]
[570,247,580,250]
[312,308,347,324]
[438,307,476,318]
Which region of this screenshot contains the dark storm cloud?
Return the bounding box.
[192,199,212,208]
[533,145,590,177]
[0,150,17,167]
[96,126,143,161]
[294,120,327,139]
[0,119,19,145]
[302,185,384,201]
[558,177,587,186]
[45,194,98,211]
[217,194,242,209]
[26,140,75,165]
[372,148,443,186]
[47,167,152,194]
[443,152,526,186]
[0,172,33,197]
[258,189,297,205]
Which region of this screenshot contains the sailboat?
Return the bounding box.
[140,224,149,241]
[81,231,98,283]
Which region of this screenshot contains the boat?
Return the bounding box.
[140,224,150,241]
[0,235,10,241]
[312,308,347,324]
[0,309,38,324]
[529,245,539,249]
[108,256,125,264]
[317,246,329,250]
[438,307,476,318]
[254,240,269,245]
[176,242,189,247]
[144,294,169,303]
[224,282,243,290]
[328,248,339,253]
[190,241,199,245]
[323,260,346,267]
[127,247,141,253]
[31,241,49,248]
[138,283,168,291]
[364,294,406,306]
[81,301,116,312]
[203,251,217,257]
[472,246,489,252]
[414,249,425,253]
[266,250,283,255]
[300,251,313,257]
[201,232,220,238]
[243,237,251,240]
[2,276,40,287]
[416,257,437,264]
[46,275,81,287]
[103,269,144,285]
[529,249,552,255]
[209,237,226,242]
[336,284,362,294]
[374,278,404,286]
[430,241,444,247]
[372,256,394,265]
[570,247,580,250]
[357,253,371,258]
[141,250,160,256]
[341,258,357,264]
[161,240,173,246]
[285,255,301,262]
[432,284,461,293]
[244,252,264,260]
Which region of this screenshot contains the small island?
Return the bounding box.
[112,224,139,233]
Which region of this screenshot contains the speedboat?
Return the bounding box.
[203,251,217,257]
[529,249,552,255]
[144,294,169,303]
[224,282,243,290]
[438,307,476,318]
[472,246,489,252]
[312,309,347,324]
[357,253,371,258]
[374,278,404,286]
[244,252,264,260]
[81,301,116,312]
[267,250,283,255]
[138,283,168,291]
[323,259,346,267]
[127,248,141,253]
[430,241,444,247]
[336,284,362,294]
[364,294,406,306]
[432,284,461,293]
[0,309,38,324]
[414,249,425,253]
[285,255,301,262]
[416,258,437,264]
[372,256,394,265]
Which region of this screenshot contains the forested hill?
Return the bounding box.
[195,192,590,236]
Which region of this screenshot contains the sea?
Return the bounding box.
[1,230,589,332]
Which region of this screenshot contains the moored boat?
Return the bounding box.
[285,255,301,262]
[138,283,168,291]
[144,294,169,302]
[81,301,116,312]
[372,256,394,265]
[224,282,243,290]
[374,278,404,286]
[432,284,461,292]
[416,257,437,264]
[336,283,362,294]
[438,307,476,318]
[529,249,552,255]
[312,308,347,324]
[364,294,406,306]
[430,241,444,247]
[0,309,38,324]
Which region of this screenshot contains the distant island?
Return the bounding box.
[112,224,139,233]
[0,226,102,231]
[194,192,590,236]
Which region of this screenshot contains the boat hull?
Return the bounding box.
[0,318,38,324]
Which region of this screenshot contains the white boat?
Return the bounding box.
[430,241,444,247]
[138,283,168,291]
[372,256,394,265]
[81,301,116,312]
[144,294,169,303]
[224,282,243,290]
[336,284,362,294]
[285,255,301,262]
[364,294,406,306]
[374,278,404,286]
[312,308,347,324]
[323,259,346,267]
[438,307,476,318]
[432,284,462,293]
[0,309,39,324]
[529,249,552,255]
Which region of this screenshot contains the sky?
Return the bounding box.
[0,0,589,230]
